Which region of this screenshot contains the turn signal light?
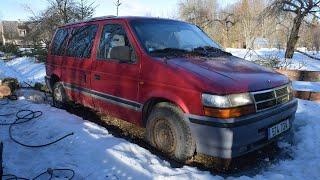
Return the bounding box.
[204,105,256,119]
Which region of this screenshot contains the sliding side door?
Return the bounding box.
[61,23,99,108]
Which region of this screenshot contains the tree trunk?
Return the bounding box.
[285,15,303,59]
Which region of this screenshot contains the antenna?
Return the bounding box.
[114,0,122,16]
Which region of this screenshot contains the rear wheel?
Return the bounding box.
[52,82,68,109]
[146,102,195,162]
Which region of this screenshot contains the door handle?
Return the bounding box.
[94,74,101,80]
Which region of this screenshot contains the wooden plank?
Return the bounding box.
[275,69,320,82]
[294,91,320,102]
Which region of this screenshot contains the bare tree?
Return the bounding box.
[236,0,266,49]
[115,0,122,16]
[179,0,217,29]
[75,0,96,20]
[264,0,320,58]
[26,0,96,47]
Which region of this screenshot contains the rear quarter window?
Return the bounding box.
[51,28,69,56]
[66,25,98,58]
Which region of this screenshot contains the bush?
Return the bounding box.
[0,43,19,55]
[19,44,48,62]
[31,44,48,62]
[253,56,281,68]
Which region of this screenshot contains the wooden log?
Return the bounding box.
[294,91,320,102]
[1,78,19,92]
[275,69,320,82]
[0,85,11,99]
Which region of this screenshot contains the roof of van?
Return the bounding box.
[61,16,184,27]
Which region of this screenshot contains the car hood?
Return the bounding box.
[166,55,289,94]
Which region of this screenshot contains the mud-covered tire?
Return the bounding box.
[146,102,195,162]
[52,82,68,109]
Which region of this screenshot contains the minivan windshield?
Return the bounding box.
[130,19,230,58]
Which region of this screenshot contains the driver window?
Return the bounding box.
[97,24,136,62]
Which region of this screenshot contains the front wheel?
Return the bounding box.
[52,82,68,109]
[146,102,195,162]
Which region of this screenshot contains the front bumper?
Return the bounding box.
[187,99,298,159]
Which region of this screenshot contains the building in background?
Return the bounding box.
[0,20,31,47]
[252,37,270,49]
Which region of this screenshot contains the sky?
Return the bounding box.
[0,0,238,21]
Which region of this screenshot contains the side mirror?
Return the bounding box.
[109,46,131,62]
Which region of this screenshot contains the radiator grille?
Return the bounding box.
[253,85,292,111]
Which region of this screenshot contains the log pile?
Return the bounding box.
[0,78,19,99]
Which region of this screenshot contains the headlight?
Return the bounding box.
[202,93,253,108]
[202,93,255,118]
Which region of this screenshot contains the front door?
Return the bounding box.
[91,21,141,124]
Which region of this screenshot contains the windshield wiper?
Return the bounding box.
[192,46,232,57]
[149,48,190,58]
[149,47,232,59]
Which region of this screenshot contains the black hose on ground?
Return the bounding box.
[0,95,17,106]
[8,110,74,148]
[2,167,75,180]
[0,108,74,147]
[0,95,75,179]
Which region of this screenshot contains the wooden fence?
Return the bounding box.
[275,69,320,102]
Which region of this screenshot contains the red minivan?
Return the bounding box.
[45,16,297,162]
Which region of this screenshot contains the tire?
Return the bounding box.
[146,102,195,162]
[52,82,68,109]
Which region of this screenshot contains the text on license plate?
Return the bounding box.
[268,119,290,139]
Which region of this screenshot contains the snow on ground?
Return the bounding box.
[227,48,320,71]
[0,94,215,179]
[293,81,320,92]
[228,48,320,92]
[0,57,45,85]
[0,91,320,179]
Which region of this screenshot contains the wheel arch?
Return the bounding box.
[141,94,190,127]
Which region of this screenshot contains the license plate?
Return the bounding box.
[268,119,290,139]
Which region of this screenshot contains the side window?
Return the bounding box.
[51,28,69,56]
[97,24,136,62]
[66,25,98,58]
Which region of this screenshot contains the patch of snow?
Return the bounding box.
[293,81,320,92]
[0,90,320,179]
[0,57,45,85]
[227,48,320,71]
